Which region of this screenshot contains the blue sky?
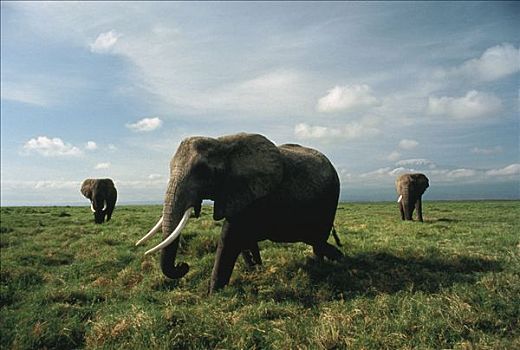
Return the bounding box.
[1,1,519,205]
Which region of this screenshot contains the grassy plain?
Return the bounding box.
[1,201,519,349]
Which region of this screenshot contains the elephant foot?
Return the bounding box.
[208,279,227,295]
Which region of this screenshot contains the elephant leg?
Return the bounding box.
[94,211,105,224]
[313,242,343,261]
[209,221,242,293]
[241,242,262,268]
[105,202,115,221]
[399,202,405,220]
[403,200,414,220]
[415,198,423,222]
[107,193,117,221]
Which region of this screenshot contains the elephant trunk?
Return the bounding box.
[401,189,414,220]
[160,176,190,279]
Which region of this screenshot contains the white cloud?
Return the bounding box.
[294,121,380,141]
[90,30,121,53]
[148,174,162,180]
[388,167,410,176]
[428,90,502,119]
[126,117,163,132]
[240,70,298,91]
[427,165,519,182]
[387,151,401,162]
[431,168,480,181]
[471,146,502,155]
[396,159,436,169]
[337,168,353,183]
[115,178,168,189]
[398,139,418,150]
[294,123,341,139]
[33,180,81,190]
[23,136,82,157]
[445,168,477,178]
[317,84,380,113]
[95,162,111,169]
[359,167,393,178]
[486,164,520,177]
[2,73,87,108]
[1,82,50,106]
[85,141,97,150]
[385,140,418,163]
[203,70,314,116]
[2,180,81,190]
[357,163,484,183]
[108,144,117,151]
[109,22,316,117]
[450,43,520,82]
[359,167,415,179]
[0,4,442,122]
[341,122,381,139]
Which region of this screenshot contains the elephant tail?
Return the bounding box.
[331,226,342,247]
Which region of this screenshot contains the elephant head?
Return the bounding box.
[80,178,118,224]
[395,173,429,221]
[136,133,283,280]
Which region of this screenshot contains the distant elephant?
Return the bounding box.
[395,173,429,222]
[136,133,342,293]
[80,178,117,224]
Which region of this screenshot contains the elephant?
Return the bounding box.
[395,173,429,222]
[136,133,343,293]
[80,178,117,224]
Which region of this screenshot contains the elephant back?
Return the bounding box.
[277,144,339,203]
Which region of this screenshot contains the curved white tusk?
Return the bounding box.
[144,208,192,256]
[90,203,96,212]
[397,195,403,203]
[102,201,107,211]
[135,216,163,246]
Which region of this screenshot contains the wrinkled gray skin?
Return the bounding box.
[159,133,341,293]
[395,173,429,222]
[81,178,117,224]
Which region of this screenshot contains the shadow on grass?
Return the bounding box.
[430,218,460,223]
[296,252,501,300]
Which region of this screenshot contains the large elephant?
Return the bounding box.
[136,133,342,293]
[80,178,117,224]
[395,173,429,222]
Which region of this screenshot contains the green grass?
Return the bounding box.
[1,201,519,349]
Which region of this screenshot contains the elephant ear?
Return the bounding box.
[415,174,429,193]
[80,179,93,199]
[213,133,283,220]
[408,174,429,195]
